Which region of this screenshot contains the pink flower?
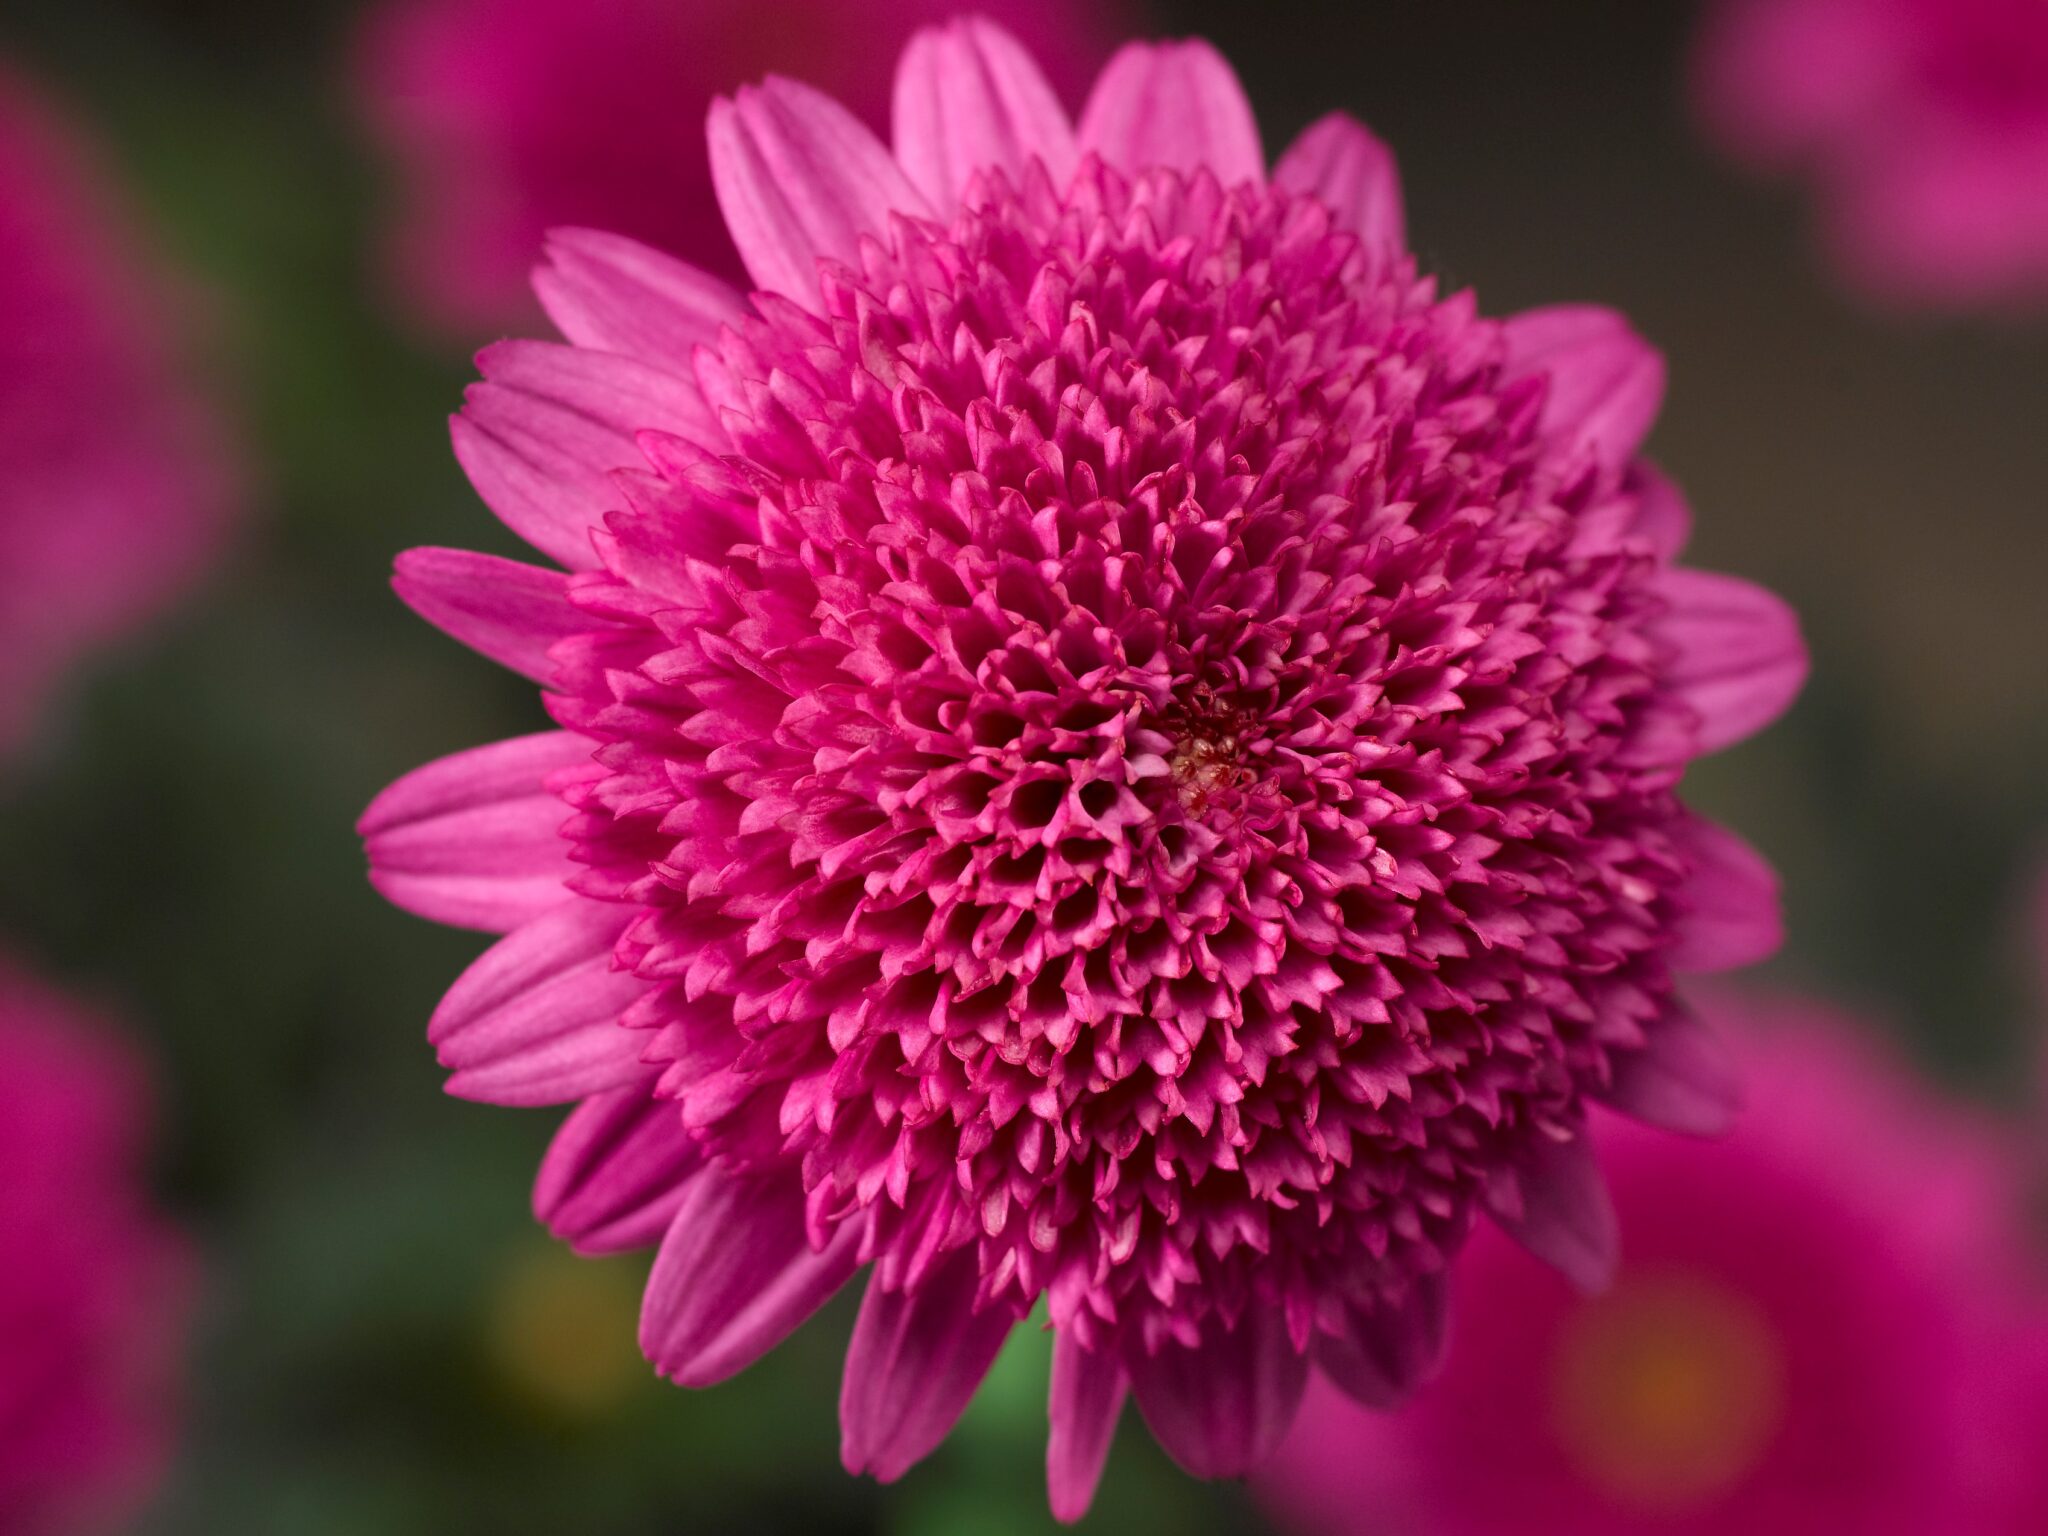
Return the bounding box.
[0,957,192,1535]
[353,0,1119,332]
[1260,989,2048,1536]
[1693,0,2048,310]
[359,21,1808,1517]
[0,66,237,758]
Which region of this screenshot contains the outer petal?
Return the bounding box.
[453,339,717,569]
[1127,1306,1308,1479]
[1669,815,1784,973]
[1598,1001,1744,1136]
[533,228,747,366]
[708,76,933,308]
[1313,1274,1449,1409]
[1077,41,1264,188]
[533,1082,702,1255]
[1501,304,1666,467]
[841,1246,1017,1483]
[1629,462,1693,560]
[1484,1127,1619,1294]
[893,18,1076,214]
[1047,1329,1126,1524]
[427,900,643,1106]
[1272,112,1404,249]
[360,731,586,932]
[392,547,587,684]
[640,1169,862,1385]
[1655,566,1808,754]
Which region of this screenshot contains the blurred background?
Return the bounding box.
[0,1,2042,1533]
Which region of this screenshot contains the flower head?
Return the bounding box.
[1259,989,2048,1536]
[353,0,1118,331]
[1694,0,2048,309]
[0,957,192,1535]
[0,65,236,758]
[361,20,1807,1515]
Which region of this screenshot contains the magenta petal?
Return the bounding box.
[1127,1306,1308,1478]
[1313,1274,1449,1409]
[1599,1001,1744,1137]
[1272,112,1404,249]
[1485,1128,1619,1294]
[534,228,746,365]
[893,18,1076,214]
[392,547,586,683]
[360,731,585,932]
[1076,41,1265,189]
[640,1168,861,1386]
[1655,566,1808,754]
[1629,462,1693,560]
[841,1245,1017,1483]
[1047,1329,1126,1523]
[1501,304,1666,467]
[532,1081,702,1255]
[708,76,932,308]
[1669,815,1784,973]
[453,340,711,569]
[428,901,642,1106]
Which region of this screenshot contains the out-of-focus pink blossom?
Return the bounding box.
[352,0,1123,332]
[0,66,237,758]
[360,19,1808,1516]
[1261,989,2048,1536]
[0,957,193,1535]
[1694,0,2048,310]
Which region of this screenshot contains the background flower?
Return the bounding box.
[0,955,192,1536]
[1260,988,2048,1536]
[351,0,1123,333]
[1693,0,2048,310]
[0,64,237,760]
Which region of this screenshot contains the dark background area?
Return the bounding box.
[0,2,2040,1531]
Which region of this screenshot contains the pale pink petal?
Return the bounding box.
[1501,304,1666,467]
[1669,814,1784,973]
[453,340,712,569]
[1272,112,1404,248]
[1599,1001,1744,1136]
[360,731,585,932]
[1126,1306,1308,1478]
[1629,461,1693,560]
[1076,41,1264,188]
[1313,1274,1448,1409]
[533,228,747,365]
[893,18,1076,214]
[641,1169,862,1385]
[1485,1128,1619,1294]
[532,1081,701,1255]
[840,1246,1017,1483]
[427,901,642,1105]
[1655,566,1808,754]
[708,76,932,308]
[391,546,588,683]
[1047,1329,1126,1524]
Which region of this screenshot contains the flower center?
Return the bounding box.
[1550,1271,1788,1515]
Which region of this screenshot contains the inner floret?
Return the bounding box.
[544,154,1696,1349]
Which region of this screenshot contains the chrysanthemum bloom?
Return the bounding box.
[352,0,1117,332]
[1693,0,2048,309]
[0,957,192,1534]
[360,21,1807,1515]
[1258,990,2048,1536]
[0,65,236,758]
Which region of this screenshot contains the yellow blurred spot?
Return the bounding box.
[1550,1270,1787,1514]
[482,1239,646,1420]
